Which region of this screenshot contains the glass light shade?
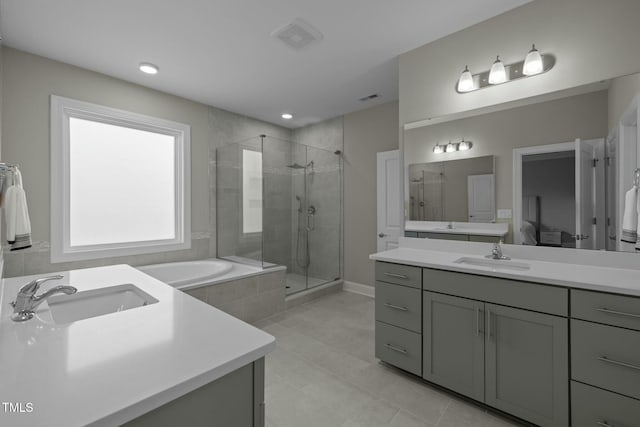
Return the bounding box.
[488,56,506,84]
[433,145,444,154]
[458,140,472,151]
[445,143,457,153]
[523,45,543,76]
[457,66,474,92]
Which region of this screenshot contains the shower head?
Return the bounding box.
[286,163,306,169]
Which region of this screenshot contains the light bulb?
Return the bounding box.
[445,142,457,153]
[459,140,472,151]
[488,56,506,84]
[523,44,543,76]
[457,66,474,92]
[433,145,444,154]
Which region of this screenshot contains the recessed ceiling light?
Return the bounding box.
[139,63,159,75]
[281,113,293,120]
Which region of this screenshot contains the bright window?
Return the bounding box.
[51,96,190,262]
[242,149,262,233]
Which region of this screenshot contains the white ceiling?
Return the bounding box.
[0,0,529,128]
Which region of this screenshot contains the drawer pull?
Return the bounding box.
[597,307,640,319]
[598,356,640,372]
[383,272,409,280]
[476,307,483,336]
[384,343,408,354]
[383,302,408,311]
[596,422,614,427]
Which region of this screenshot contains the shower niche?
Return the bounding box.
[216,135,342,295]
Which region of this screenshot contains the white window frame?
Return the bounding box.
[50,95,191,263]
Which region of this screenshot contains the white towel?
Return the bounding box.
[621,186,638,244]
[4,169,32,251]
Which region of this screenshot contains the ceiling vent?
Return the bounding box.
[271,18,323,50]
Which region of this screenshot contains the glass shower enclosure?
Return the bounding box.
[216,135,342,295]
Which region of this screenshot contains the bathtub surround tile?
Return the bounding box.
[257,290,524,427]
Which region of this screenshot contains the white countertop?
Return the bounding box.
[405,221,508,237]
[370,240,640,297]
[0,265,275,427]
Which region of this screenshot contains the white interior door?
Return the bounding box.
[467,174,495,222]
[575,139,598,249]
[377,150,401,251]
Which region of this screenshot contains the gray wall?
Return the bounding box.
[1,47,290,277]
[343,101,399,287]
[399,0,640,126]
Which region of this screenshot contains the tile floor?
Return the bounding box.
[253,290,525,427]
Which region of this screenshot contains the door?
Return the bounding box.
[377,150,402,251]
[423,292,485,402]
[467,174,495,222]
[575,138,605,249]
[485,304,569,427]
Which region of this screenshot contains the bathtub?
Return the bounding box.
[138,258,280,291]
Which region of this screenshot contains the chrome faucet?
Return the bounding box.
[10,275,77,322]
[486,241,510,260]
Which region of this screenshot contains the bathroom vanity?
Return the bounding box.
[0,265,274,427]
[371,238,640,427]
[404,221,508,243]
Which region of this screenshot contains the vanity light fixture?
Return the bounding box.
[458,139,472,151]
[488,56,506,84]
[456,44,554,94]
[457,66,474,92]
[281,113,293,120]
[523,44,543,76]
[139,62,159,75]
[433,144,445,154]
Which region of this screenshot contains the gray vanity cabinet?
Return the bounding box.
[421,267,569,427]
[422,292,485,402]
[485,303,568,427]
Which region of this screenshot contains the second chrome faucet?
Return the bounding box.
[486,240,511,260]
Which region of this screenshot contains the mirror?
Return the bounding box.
[404,71,640,252]
[408,155,495,222]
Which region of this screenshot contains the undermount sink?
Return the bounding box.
[453,257,531,271]
[46,284,158,324]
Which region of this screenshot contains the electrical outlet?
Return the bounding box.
[497,209,512,219]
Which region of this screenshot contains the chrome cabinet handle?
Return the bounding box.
[384,343,408,354]
[597,307,640,319]
[476,308,483,336]
[383,272,409,279]
[598,356,640,372]
[487,309,495,339]
[383,303,408,311]
[596,421,614,427]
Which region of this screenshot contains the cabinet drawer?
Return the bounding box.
[375,262,421,289]
[375,321,421,376]
[468,235,501,243]
[572,289,640,331]
[375,281,421,333]
[571,381,640,427]
[423,268,568,316]
[571,319,640,399]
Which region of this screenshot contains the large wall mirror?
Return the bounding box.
[404,71,640,253]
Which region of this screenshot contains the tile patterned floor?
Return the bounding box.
[253,290,525,427]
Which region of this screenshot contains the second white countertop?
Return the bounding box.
[405,221,508,237]
[370,240,640,297]
[0,264,275,427]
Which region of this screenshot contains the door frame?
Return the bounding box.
[512,142,574,245]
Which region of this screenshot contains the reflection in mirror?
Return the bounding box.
[404,71,640,252]
[408,156,495,222]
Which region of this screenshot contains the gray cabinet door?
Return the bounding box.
[423,292,484,402]
[485,304,568,427]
